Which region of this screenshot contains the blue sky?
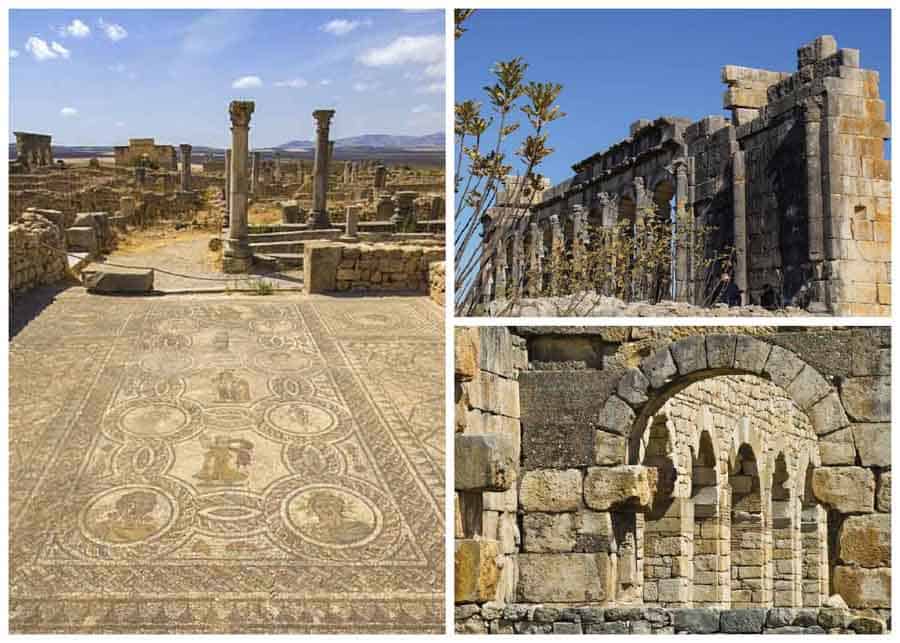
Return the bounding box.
[10,9,445,147]
[455,9,891,185]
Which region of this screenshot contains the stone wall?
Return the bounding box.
[304,240,444,294]
[456,604,887,634]
[429,260,445,306]
[454,326,891,633]
[478,35,890,315]
[9,212,68,293]
[114,138,177,169]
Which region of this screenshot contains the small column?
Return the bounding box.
[343,161,352,184]
[732,150,748,305]
[223,100,254,273]
[310,109,336,228]
[251,151,261,195]
[341,204,360,241]
[527,222,543,296]
[373,164,387,189]
[179,144,193,192]
[224,149,232,226]
[673,160,689,301]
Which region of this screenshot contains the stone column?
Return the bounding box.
[803,98,826,311]
[527,221,543,296]
[223,101,254,273]
[310,109,336,228]
[373,164,387,189]
[251,151,261,195]
[673,160,690,302]
[732,150,748,305]
[341,204,360,241]
[274,151,282,183]
[120,196,135,223]
[391,191,417,230]
[343,161,351,184]
[179,144,192,192]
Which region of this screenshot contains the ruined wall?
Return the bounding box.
[479,35,890,315]
[429,260,445,306]
[455,327,891,634]
[9,212,68,293]
[114,138,177,169]
[304,241,444,294]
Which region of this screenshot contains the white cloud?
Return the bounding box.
[274,78,308,88]
[418,82,444,94]
[320,19,366,36]
[320,79,332,86]
[358,34,443,67]
[98,18,128,42]
[411,104,432,113]
[62,19,91,38]
[25,36,70,61]
[232,75,262,89]
[10,49,19,58]
[424,62,444,78]
[352,81,378,92]
[60,106,78,117]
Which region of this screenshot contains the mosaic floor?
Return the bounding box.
[10,291,444,633]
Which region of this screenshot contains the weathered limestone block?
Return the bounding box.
[574,510,614,552]
[832,566,891,608]
[786,364,832,410]
[641,349,677,389]
[593,431,626,466]
[523,422,593,469]
[519,469,582,512]
[598,395,634,435]
[705,334,737,369]
[807,391,850,436]
[876,471,890,512]
[763,345,806,390]
[720,608,767,633]
[840,376,891,421]
[672,608,720,633]
[455,539,500,604]
[583,465,657,511]
[812,467,874,513]
[303,242,342,293]
[818,428,856,465]
[455,327,479,381]
[838,513,890,567]
[850,423,890,467]
[479,326,516,378]
[617,368,650,406]
[65,226,98,253]
[455,434,518,492]
[522,512,575,552]
[83,268,153,294]
[465,371,520,418]
[517,553,614,603]
[733,335,771,374]
[670,335,707,375]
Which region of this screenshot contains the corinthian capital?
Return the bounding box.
[229,101,255,127]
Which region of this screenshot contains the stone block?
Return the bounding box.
[304,242,342,293]
[455,538,500,604]
[584,465,657,511]
[875,471,890,512]
[479,326,516,377]
[734,335,771,374]
[553,622,582,634]
[66,225,98,253]
[641,349,677,389]
[598,395,635,435]
[706,334,737,369]
[840,376,890,422]
[455,328,479,381]
[850,422,890,467]
[832,566,891,608]
[812,466,874,513]
[523,422,593,469]
[720,608,766,633]
[517,553,614,603]
[671,335,707,375]
[519,469,582,512]
[455,434,518,492]
[574,510,614,552]
[786,364,832,410]
[617,368,650,406]
[838,513,890,567]
[522,513,575,552]
[673,608,720,633]
[593,431,626,466]
[818,428,857,465]
[807,391,850,436]
[465,370,520,418]
[83,268,153,294]
[763,345,805,389]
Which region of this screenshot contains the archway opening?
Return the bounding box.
[730,442,766,607]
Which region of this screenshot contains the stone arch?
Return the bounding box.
[601,334,842,610]
[651,177,676,223]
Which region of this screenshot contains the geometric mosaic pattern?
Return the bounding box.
[10,293,444,633]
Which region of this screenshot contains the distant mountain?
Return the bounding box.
[272,132,443,152]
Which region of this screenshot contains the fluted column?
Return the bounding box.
[223,100,254,273]
[179,144,192,192]
[311,109,335,228]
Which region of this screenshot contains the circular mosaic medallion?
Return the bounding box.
[155,317,200,335]
[265,402,336,437]
[121,401,189,438]
[284,485,381,548]
[81,485,175,545]
[252,351,314,374]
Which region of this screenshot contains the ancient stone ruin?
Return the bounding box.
[477,36,890,316]
[11,132,53,172]
[455,326,891,634]
[113,137,178,170]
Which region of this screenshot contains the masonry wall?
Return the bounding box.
[9,212,68,293]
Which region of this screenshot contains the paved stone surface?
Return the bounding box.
[86,237,305,292]
[10,290,443,633]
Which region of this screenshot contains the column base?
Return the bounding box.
[310,210,332,229]
[223,239,253,274]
